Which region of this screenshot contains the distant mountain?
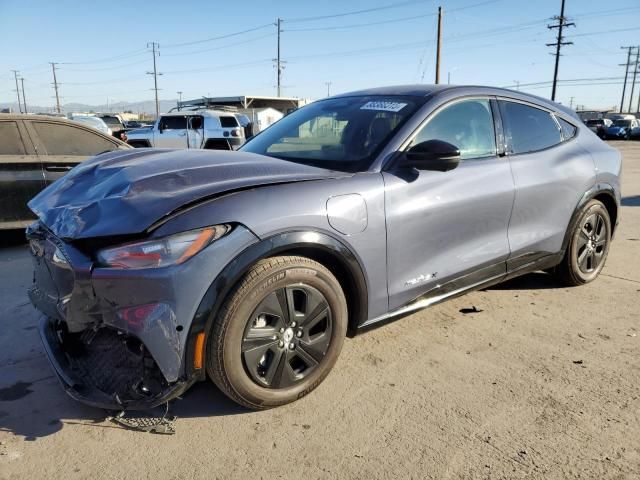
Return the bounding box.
[0,99,178,116]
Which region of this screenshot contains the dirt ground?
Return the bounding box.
[1,142,639,480]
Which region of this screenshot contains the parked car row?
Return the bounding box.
[0,115,130,229]
[583,114,640,140]
[124,109,251,150]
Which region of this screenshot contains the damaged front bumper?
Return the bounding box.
[27,222,259,410]
[38,315,194,410]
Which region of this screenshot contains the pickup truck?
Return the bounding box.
[125,110,248,149]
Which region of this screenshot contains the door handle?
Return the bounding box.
[45,165,73,172]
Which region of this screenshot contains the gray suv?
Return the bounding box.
[27,85,621,411]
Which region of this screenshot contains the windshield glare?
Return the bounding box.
[240,96,420,171]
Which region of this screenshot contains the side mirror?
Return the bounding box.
[403,139,461,172]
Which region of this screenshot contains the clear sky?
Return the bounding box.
[1,0,639,112]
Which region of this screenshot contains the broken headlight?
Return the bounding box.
[97,225,230,269]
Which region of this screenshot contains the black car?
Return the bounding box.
[0,114,130,230]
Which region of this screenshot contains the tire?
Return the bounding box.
[206,256,348,409]
[555,199,611,286]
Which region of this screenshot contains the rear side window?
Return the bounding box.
[0,121,27,155]
[159,116,187,130]
[557,117,577,141]
[31,121,117,156]
[500,101,561,154]
[220,116,239,128]
[100,116,122,127]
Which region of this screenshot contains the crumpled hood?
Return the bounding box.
[29,148,349,240]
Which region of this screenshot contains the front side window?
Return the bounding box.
[159,116,187,130]
[240,95,420,172]
[411,98,496,160]
[31,122,117,156]
[500,101,561,154]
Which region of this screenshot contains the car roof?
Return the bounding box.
[160,109,238,118]
[333,84,580,121]
[0,113,129,145]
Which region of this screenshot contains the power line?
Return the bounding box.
[285,0,428,23]
[59,49,148,65]
[547,0,575,102]
[161,33,274,57]
[162,23,273,49]
[284,12,436,32]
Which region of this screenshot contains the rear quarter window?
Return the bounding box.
[31,121,117,156]
[500,101,562,154]
[557,117,577,141]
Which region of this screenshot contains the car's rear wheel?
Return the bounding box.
[206,256,348,409]
[556,199,611,286]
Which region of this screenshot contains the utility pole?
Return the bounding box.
[177,91,182,108]
[546,0,575,102]
[146,42,161,117]
[20,77,27,114]
[325,82,332,97]
[49,62,61,114]
[619,46,634,112]
[628,47,639,113]
[637,68,640,113]
[435,6,442,84]
[11,70,22,113]
[513,80,520,90]
[276,18,283,97]
[569,96,574,109]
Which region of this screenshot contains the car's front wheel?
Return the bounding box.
[556,199,611,286]
[207,256,348,409]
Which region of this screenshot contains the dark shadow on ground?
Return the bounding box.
[0,371,250,439]
[0,229,27,248]
[621,195,640,207]
[486,272,563,291]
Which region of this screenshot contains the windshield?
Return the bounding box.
[240,95,421,171]
[613,120,631,127]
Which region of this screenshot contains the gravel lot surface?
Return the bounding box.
[1,142,639,479]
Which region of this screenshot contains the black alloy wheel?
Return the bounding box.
[242,284,333,388]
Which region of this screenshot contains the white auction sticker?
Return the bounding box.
[360,101,407,112]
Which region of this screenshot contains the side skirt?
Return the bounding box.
[358,251,563,331]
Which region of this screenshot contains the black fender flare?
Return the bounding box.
[184,230,369,380]
[560,182,618,255]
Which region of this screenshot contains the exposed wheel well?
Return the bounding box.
[265,247,367,335]
[593,192,618,234]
